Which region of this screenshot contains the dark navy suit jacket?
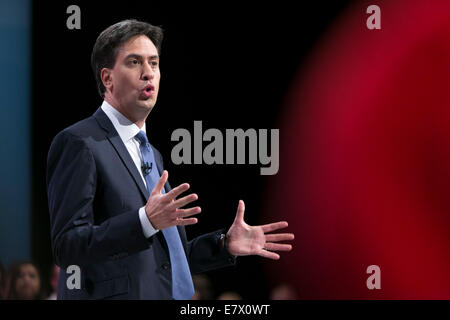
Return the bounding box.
[46,108,236,300]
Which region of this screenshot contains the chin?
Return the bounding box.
[137,100,155,111]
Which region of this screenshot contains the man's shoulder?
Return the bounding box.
[56,111,103,141]
[49,111,107,153]
[66,113,101,135]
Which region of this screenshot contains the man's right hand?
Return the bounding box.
[145,170,201,230]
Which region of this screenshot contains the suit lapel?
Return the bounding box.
[93,108,150,200]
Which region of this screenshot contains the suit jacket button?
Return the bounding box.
[162,262,170,270]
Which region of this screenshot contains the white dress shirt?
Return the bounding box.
[101,100,158,238]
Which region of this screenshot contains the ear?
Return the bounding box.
[100,68,113,93]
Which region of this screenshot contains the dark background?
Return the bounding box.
[31,1,351,298]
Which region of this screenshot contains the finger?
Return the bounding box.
[165,183,190,201]
[265,233,295,242]
[153,170,168,194]
[257,249,280,260]
[260,221,289,233]
[264,242,292,252]
[234,200,245,223]
[171,193,198,209]
[176,206,201,218]
[176,217,198,226]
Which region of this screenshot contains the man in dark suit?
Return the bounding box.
[46,19,294,300]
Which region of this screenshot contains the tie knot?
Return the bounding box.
[135,131,149,147]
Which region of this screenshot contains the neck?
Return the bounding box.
[104,95,148,129]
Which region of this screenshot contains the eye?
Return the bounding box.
[130,59,140,65]
[151,61,159,67]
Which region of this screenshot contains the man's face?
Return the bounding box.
[103,35,160,115]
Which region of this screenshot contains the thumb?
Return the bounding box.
[234,200,245,223]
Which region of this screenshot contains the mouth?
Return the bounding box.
[140,84,155,98]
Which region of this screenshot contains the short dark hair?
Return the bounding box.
[91,19,164,97]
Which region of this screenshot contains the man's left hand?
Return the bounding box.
[226,200,294,260]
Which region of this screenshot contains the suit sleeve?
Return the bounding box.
[47,130,151,269]
[183,229,237,274]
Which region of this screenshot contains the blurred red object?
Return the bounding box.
[263,0,450,299]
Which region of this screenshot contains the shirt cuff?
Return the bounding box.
[138,206,159,238]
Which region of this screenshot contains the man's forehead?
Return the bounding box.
[118,35,158,56]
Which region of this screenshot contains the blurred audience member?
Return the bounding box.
[217,291,242,300]
[46,264,60,300]
[192,274,213,300]
[269,283,298,300]
[0,261,5,299]
[5,261,43,300]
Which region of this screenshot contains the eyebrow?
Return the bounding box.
[124,53,159,61]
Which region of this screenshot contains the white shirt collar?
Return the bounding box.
[100,100,146,143]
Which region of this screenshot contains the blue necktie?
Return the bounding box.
[135,130,194,300]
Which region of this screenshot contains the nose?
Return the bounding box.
[141,61,155,81]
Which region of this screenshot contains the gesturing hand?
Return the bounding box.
[226,200,294,260]
[145,170,201,230]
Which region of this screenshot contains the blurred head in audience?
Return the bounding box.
[50,264,60,294]
[45,264,60,300]
[0,261,5,299]
[270,283,298,300]
[5,261,43,300]
[217,291,242,300]
[192,274,213,300]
